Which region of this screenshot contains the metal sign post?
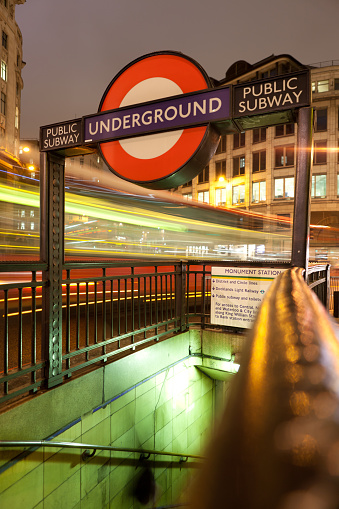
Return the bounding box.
[291,107,314,271]
[39,51,312,387]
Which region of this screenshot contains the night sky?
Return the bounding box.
[16,0,339,139]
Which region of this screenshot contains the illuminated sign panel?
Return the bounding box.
[84,87,230,144]
[233,70,310,117]
[40,119,82,151]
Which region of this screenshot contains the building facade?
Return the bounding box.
[0,0,25,157]
[174,55,339,230]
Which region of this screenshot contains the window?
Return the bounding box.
[183,193,192,200]
[1,61,7,81]
[198,165,209,183]
[252,151,266,173]
[252,181,266,203]
[215,160,226,179]
[253,127,266,144]
[318,80,329,93]
[315,109,327,131]
[15,106,19,129]
[275,123,294,137]
[314,141,327,164]
[311,174,326,198]
[215,135,226,154]
[233,155,245,177]
[312,80,329,93]
[1,92,6,115]
[3,0,7,8]
[183,180,192,187]
[274,177,294,199]
[232,184,245,205]
[275,146,294,167]
[30,222,35,231]
[337,175,339,196]
[2,31,7,50]
[335,79,339,91]
[198,190,209,203]
[215,187,226,206]
[233,132,245,149]
[30,210,34,218]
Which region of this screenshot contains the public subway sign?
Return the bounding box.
[233,70,310,117]
[40,119,82,151]
[39,52,310,189]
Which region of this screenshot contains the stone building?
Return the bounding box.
[0,0,25,157]
[174,54,339,230]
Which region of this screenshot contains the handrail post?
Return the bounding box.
[291,106,313,273]
[40,151,65,388]
[175,261,187,332]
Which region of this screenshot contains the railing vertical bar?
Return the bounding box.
[66,269,71,371]
[18,287,23,370]
[138,274,141,331]
[102,269,106,356]
[165,274,168,330]
[118,279,121,340]
[125,278,128,335]
[143,277,147,338]
[94,281,98,344]
[131,268,135,345]
[4,289,8,395]
[31,271,37,387]
[86,281,89,361]
[76,282,80,350]
[110,279,114,337]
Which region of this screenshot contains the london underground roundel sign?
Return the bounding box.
[97,51,222,190]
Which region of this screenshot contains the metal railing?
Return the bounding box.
[0,260,331,406]
[188,266,339,508]
[0,440,204,463]
[308,59,339,68]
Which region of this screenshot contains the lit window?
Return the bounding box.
[20,222,25,230]
[311,174,326,198]
[274,177,294,199]
[215,187,226,206]
[198,190,209,203]
[317,80,329,93]
[30,222,35,230]
[21,210,25,217]
[30,210,34,217]
[15,106,19,129]
[252,181,266,203]
[275,146,294,167]
[183,193,192,200]
[1,60,7,81]
[232,184,245,205]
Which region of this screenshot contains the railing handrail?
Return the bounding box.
[0,440,205,462]
[187,267,339,508]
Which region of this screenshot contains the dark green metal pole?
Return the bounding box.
[40,151,65,388]
[291,107,313,272]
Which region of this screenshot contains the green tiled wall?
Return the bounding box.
[0,330,225,508]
